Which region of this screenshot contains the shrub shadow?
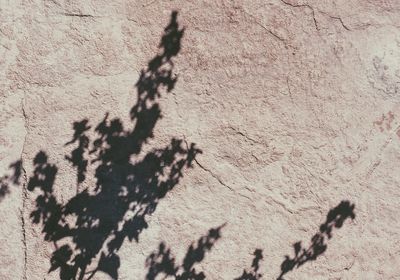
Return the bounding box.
[23,10,357,280]
[27,11,201,280]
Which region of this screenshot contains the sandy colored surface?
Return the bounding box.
[1,1,400,279]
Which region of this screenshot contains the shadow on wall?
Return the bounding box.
[0,160,22,200]
[21,9,357,280]
[277,200,356,280]
[27,11,201,280]
[145,200,355,280]
[146,224,225,280]
[234,249,263,280]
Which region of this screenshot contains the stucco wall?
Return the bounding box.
[1,1,400,279]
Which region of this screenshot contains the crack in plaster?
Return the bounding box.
[20,96,28,280]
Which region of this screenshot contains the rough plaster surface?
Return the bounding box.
[1,1,400,279]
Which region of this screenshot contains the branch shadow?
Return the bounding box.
[27,11,201,280]
[145,224,225,280]
[277,200,355,280]
[145,200,355,280]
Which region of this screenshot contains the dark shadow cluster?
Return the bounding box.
[0,159,22,200]
[27,11,201,280]
[277,200,356,280]
[146,224,225,280]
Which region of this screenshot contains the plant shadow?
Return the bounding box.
[146,200,355,279]
[234,249,263,280]
[27,11,201,280]
[23,10,357,280]
[277,200,355,280]
[0,160,23,200]
[146,224,225,280]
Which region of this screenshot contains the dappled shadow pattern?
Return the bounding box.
[0,160,22,200]
[27,11,201,280]
[234,249,263,280]
[146,224,225,280]
[277,200,355,280]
